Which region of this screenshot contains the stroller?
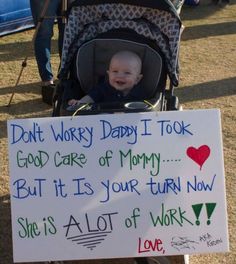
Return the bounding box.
[53,0,182,116]
[53,0,185,263]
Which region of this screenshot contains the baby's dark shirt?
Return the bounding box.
[89,82,144,102]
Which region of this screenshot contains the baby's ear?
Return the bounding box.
[136,74,143,83]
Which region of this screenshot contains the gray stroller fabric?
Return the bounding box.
[59,3,182,86]
[76,39,163,97]
[171,0,185,14]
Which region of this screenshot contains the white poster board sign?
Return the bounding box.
[7,109,229,263]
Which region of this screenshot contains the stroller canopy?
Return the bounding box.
[59,0,182,86]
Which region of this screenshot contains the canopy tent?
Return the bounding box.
[0,0,33,36]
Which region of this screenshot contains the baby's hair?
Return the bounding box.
[110,50,142,73]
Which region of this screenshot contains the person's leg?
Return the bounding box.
[30,0,61,84]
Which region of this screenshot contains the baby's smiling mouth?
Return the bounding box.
[116,81,126,85]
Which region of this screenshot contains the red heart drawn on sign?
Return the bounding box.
[186,145,211,170]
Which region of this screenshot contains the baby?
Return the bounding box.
[68,50,143,106]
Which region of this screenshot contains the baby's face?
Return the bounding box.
[107,57,142,95]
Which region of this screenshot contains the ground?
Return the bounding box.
[0,1,235,264]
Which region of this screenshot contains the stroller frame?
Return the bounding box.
[54,0,182,115]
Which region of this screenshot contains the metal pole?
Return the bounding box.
[7,0,51,106]
[62,0,68,24]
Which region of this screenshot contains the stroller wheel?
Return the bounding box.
[44,261,64,264]
[134,257,170,264]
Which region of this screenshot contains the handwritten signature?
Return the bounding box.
[171,236,199,251]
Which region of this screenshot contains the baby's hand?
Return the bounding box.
[68,99,79,106]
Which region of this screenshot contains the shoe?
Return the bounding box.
[42,84,55,106]
[134,255,188,264]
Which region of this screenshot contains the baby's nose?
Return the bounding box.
[116,72,125,78]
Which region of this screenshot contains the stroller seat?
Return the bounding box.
[62,30,168,115]
[77,38,164,99]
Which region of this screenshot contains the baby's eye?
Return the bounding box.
[124,72,131,75]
